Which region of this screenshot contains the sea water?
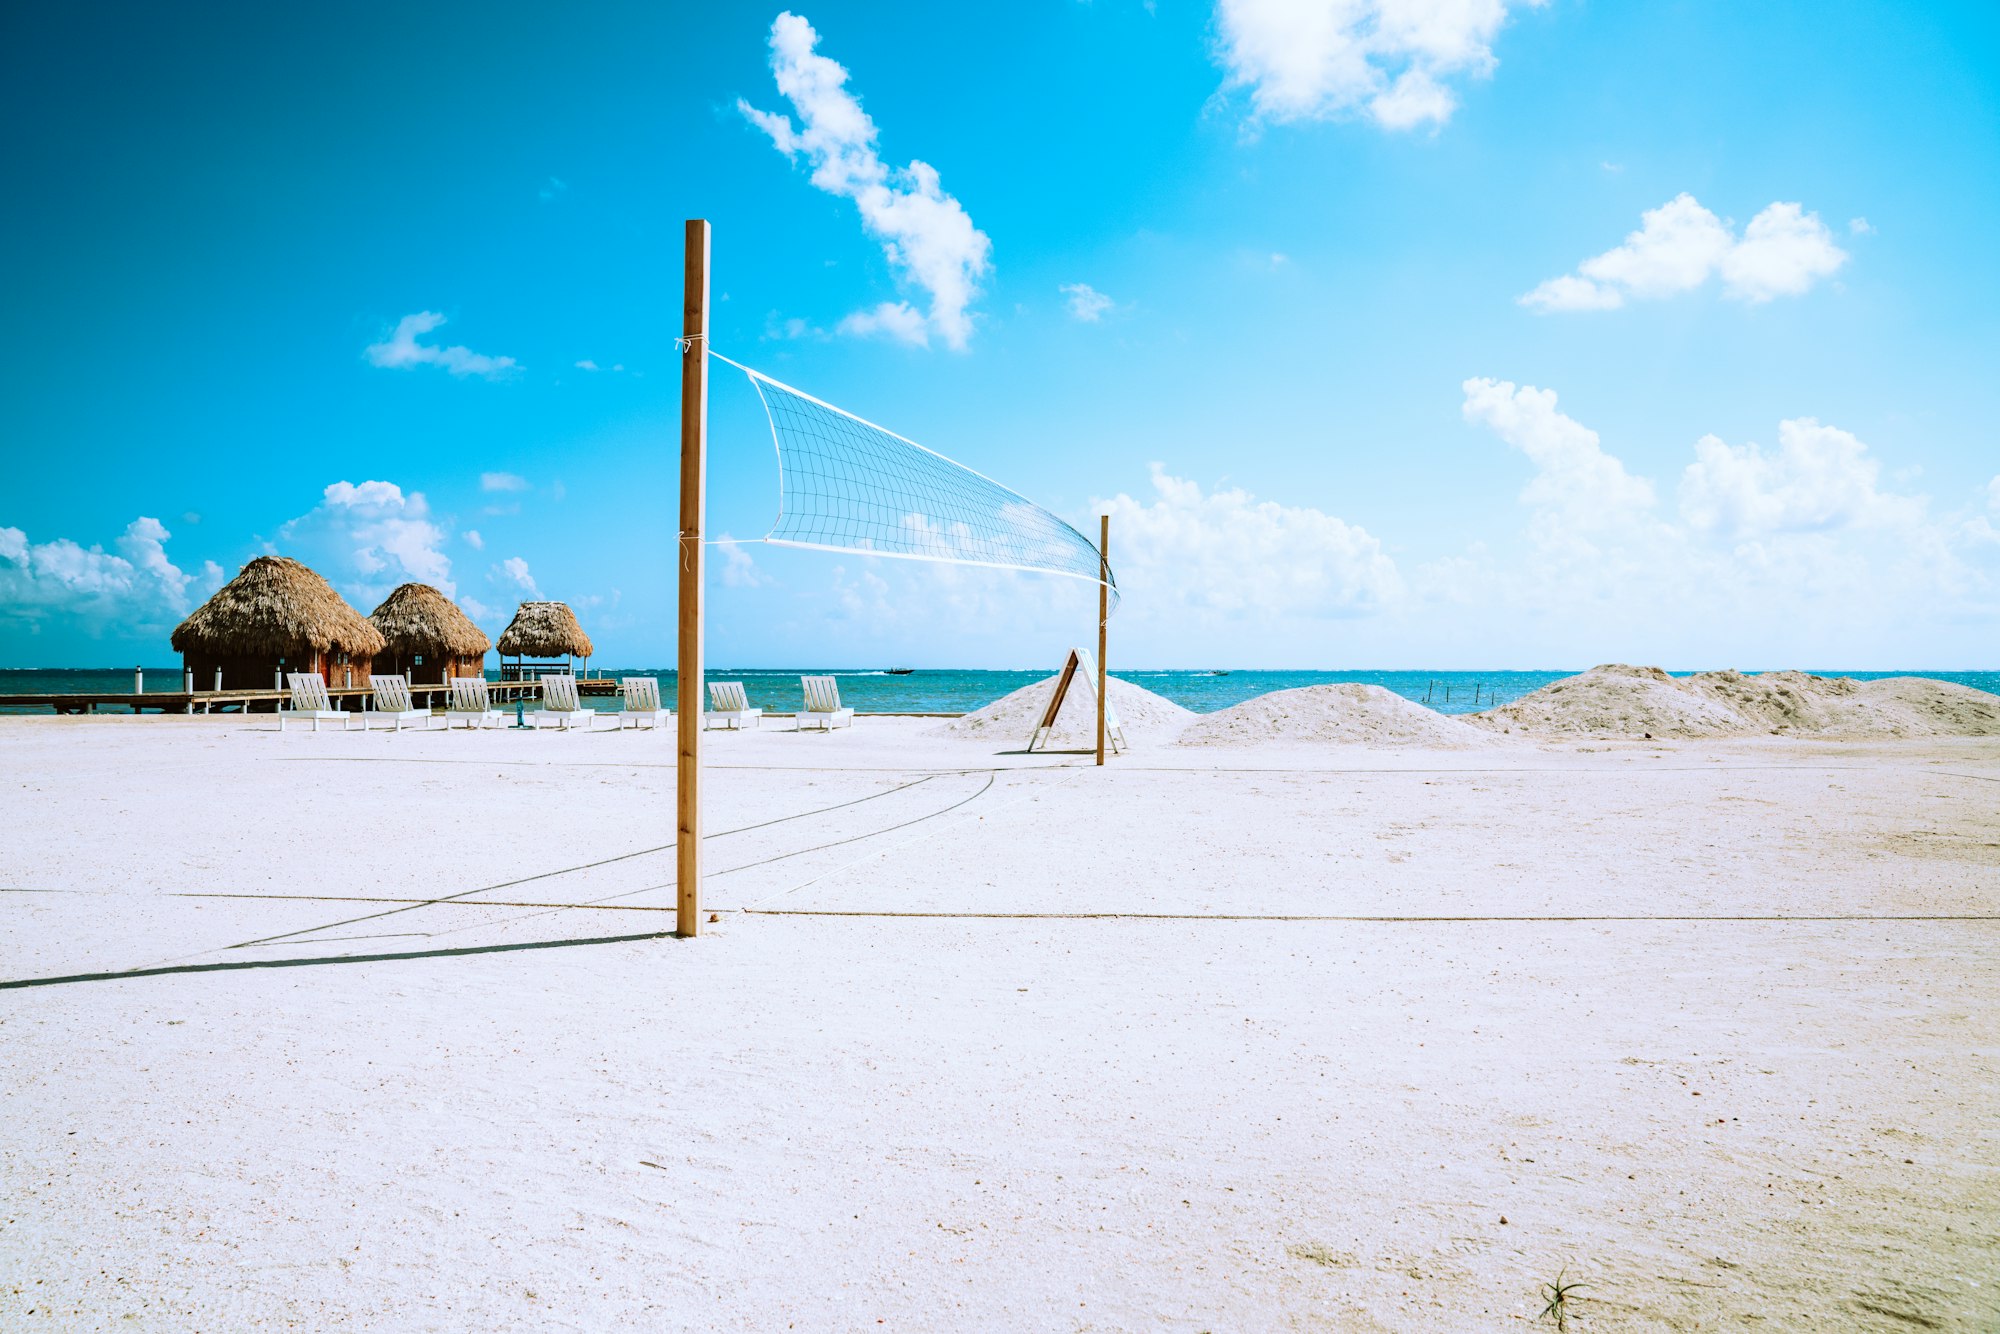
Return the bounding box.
[6,666,1995,716]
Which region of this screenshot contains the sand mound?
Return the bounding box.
[1470,665,2000,740]
[1176,684,1500,749]
[935,675,1195,748]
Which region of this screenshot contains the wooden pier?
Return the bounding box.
[0,676,624,716]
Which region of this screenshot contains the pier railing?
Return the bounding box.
[0,677,623,716]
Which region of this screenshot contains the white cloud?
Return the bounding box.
[493,556,539,595]
[364,312,518,378]
[717,536,770,589]
[464,529,484,550]
[740,12,992,350]
[1447,379,1997,660]
[836,300,930,346]
[1060,283,1115,322]
[1213,0,1545,133]
[480,471,529,492]
[1522,194,1848,312]
[574,359,600,371]
[1849,216,1874,236]
[1718,202,1851,303]
[1679,419,1920,539]
[0,516,214,639]
[1098,464,1402,622]
[276,480,455,604]
[1989,476,2000,513]
[1461,378,1655,521]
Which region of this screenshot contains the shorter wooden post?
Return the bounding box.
[1096,515,1108,767]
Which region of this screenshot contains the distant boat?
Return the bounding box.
[886,667,914,676]
[1210,669,1231,676]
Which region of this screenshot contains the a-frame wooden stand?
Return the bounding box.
[1029,647,1125,755]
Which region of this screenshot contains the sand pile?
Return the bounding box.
[1470,665,2000,740]
[935,674,1195,748]
[1176,684,1500,749]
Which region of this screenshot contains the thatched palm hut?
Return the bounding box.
[369,582,491,685]
[496,600,594,681]
[173,556,385,694]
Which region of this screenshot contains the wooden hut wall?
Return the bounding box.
[180,648,373,694]
[377,650,485,686]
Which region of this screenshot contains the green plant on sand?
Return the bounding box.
[1540,1268,1586,1330]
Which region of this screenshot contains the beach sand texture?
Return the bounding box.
[2,690,1997,1330]
[1470,663,2000,740]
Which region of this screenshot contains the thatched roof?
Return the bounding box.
[171,556,386,660]
[369,582,491,658]
[497,600,594,658]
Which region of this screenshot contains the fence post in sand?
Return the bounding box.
[676,217,710,939]
[1097,514,1109,767]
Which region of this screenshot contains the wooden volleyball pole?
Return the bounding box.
[676,218,709,937]
[1096,514,1108,767]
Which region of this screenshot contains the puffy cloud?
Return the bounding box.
[1522,195,1848,312]
[275,480,455,604]
[1718,203,1852,303]
[1098,464,1402,621]
[1849,216,1875,236]
[364,312,518,378]
[835,300,930,346]
[1213,0,1545,133]
[493,556,538,595]
[480,471,529,492]
[1449,378,1997,659]
[574,359,600,371]
[716,537,769,589]
[1679,419,1920,539]
[463,529,484,551]
[0,516,214,639]
[1461,377,1655,521]
[1060,283,1115,322]
[740,13,992,350]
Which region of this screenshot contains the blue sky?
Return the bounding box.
[3,1,1997,669]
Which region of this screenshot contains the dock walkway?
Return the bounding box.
[0,678,616,715]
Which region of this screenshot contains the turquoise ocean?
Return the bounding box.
[3,666,1996,716]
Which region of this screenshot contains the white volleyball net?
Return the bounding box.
[711,352,1115,600]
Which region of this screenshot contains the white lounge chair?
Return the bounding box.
[446,676,505,729]
[363,674,438,732]
[278,672,353,732]
[704,680,763,731]
[618,677,672,730]
[799,675,853,731]
[537,673,598,730]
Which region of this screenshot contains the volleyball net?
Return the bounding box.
[710,352,1115,601]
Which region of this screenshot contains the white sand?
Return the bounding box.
[934,673,1195,749]
[1177,683,1502,749]
[2,713,1997,1330]
[1473,663,2000,740]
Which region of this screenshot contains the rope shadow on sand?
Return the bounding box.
[0,930,676,991]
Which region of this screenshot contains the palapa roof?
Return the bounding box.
[497,600,594,658]
[369,582,491,659]
[171,555,386,660]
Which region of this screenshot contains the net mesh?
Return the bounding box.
[715,353,1114,598]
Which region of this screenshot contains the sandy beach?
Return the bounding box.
[2,704,1995,1331]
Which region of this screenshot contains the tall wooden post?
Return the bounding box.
[1096,514,1108,767]
[676,218,710,938]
